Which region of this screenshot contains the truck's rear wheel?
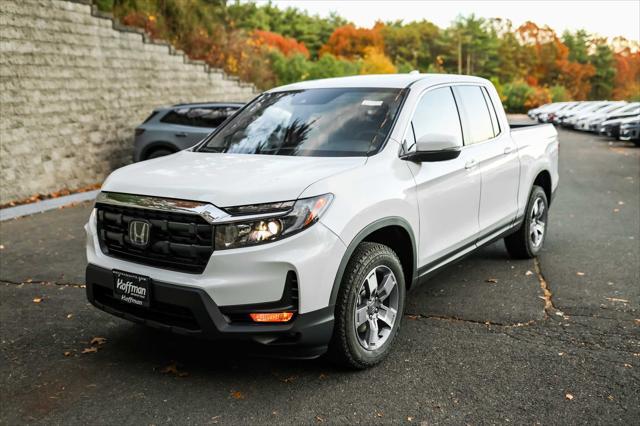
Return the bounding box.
[504,185,548,259]
[328,242,405,369]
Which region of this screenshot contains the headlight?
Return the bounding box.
[214,194,333,250]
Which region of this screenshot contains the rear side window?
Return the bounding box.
[409,87,463,150]
[191,107,239,128]
[160,108,192,126]
[482,87,501,136]
[453,86,495,145]
[161,107,239,128]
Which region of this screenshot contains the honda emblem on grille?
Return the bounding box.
[129,220,150,247]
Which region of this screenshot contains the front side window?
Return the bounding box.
[453,86,495,145]
[406,86,463,152]
[199,88,406,157]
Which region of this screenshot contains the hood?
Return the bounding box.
[101,151,366,207]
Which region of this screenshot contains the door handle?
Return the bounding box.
[503,146,513,155]
[465,159,478,170]
[175,132,187,138]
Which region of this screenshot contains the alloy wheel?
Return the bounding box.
[354,266,399,350]
[530,197,546,248]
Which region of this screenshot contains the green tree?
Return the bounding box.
[562,30,590,63]
[589,39,616,99]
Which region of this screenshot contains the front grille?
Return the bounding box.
[96,203,213,274]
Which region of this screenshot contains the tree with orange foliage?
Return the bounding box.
[252,30,310,58]
[319,23,384,59]
[517,21,594,100]
[613,47,640,100]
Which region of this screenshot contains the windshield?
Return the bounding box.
[198,88,406,157]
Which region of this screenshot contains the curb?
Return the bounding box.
[0,190,99,221]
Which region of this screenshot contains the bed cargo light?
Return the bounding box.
[249,312,294,323]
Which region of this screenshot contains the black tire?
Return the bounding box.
[145,148,174,160]
[328,242,406,369]
[504,185,548,259]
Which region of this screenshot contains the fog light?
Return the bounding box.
[249,312,294,323]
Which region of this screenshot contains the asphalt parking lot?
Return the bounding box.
[1,127,638,425]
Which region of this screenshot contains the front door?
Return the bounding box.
[404,86,482,271]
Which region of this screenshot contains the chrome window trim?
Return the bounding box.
[95,192,230,224]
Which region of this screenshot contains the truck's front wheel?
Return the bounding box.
[328,242,405,369]
[504,185,549,259]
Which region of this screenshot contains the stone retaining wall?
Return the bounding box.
[0,0,257,203]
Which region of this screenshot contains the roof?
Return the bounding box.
[268,73,489,92]
[170,102,245,108]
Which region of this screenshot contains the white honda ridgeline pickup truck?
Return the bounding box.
[86,74,558,368]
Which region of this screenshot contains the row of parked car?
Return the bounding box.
[527,100,640,145]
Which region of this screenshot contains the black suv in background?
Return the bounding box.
[133,102,244,161]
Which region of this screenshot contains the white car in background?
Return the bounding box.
[562,102,616,128]
[537,102,574,123]
[586,103,639,132]
[573,102,628,131]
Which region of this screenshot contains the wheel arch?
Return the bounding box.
[533,169,552,205]
[329,217,417,307]
[141,142,179,160]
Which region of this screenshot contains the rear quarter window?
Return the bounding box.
[453,86,495,145]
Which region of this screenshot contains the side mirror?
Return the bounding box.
[401,133,462,162]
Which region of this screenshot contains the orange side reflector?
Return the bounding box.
[249,312,294,323]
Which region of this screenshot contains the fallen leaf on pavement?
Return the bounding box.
[63,351,73,357]
[315,415,325,423]
[576,272,585,276]
[90,337,107,346]
[376,412,384,417]
[81,347,98,354]
[558,352,565,356]
[618,201,625,205]
[605,297,629,303]
[0,244,4,250]
[66,314,73,319]
[33,297,43,303]
[407,416,414,422]
[613,208,620,213]
[230,390,245,400]
[319,373,328,380]
[485,278,498,283]
[565,393,574,401]
[280,375,297,384]
[635,319,640,325]
[623,363,632,368]
[159,361,189,377]
[406,314,419,320]
[525,270,533,276]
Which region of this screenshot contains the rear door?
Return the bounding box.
[406,86,482,268]
[159,107,210,147]
[453,85,520,238]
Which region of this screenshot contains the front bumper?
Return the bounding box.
[86,208,347,313]
[86,264,334,357]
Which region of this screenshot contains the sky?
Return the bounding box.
[268,1,640,41]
